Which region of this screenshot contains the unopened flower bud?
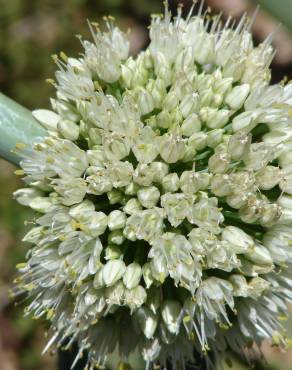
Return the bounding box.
[137,186,160,208]
[108,210,127,230]
[222,226,254,253]
[133,164,154,187]
[149,162,169,183]
[228,131,251,161]
[207,129,224,148]
[188,132,207,151]
[211,174,232,196]
[161,300,182,334]
[179,93,199,118]
[124,198,142,215]
[201,107,230,129]
[135,307,158,339]
[124,285,147,312]
[255,166,283,190]
[142,262,154,289]
[180,171,200,194]
[123,262,142,289]
[107,189,124,204]
[162,173,180,192]
[58,120,79,141]
[159,134,186,163]
[208,152,230,174]
[108,230,125,245]
[260,203,282,227]
[181,113,202,137]
[225,84,250,110]
[105,245,122,260]
[245,244,273,266]
[103,260,126,287]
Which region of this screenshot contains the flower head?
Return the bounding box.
[13,2,292,369]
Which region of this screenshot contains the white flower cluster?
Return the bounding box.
[13,3,292,369]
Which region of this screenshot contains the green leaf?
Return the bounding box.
[0,93,46,165]
[253,0,292,34]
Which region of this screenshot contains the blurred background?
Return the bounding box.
[1,0,292,369]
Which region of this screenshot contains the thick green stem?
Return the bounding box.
[0,93,46,165]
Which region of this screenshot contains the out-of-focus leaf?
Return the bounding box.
[0,93,46,165]
[253,0,292,34]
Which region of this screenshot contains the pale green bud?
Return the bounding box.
[149,162,169,183]
[229,275,249,297]
[226,193,247,209]
[93,268,105,289]
[108,210,127,230]
[161,192,190,227]
[162,173,180,192]
[211,174,232,196]
[260,203,282,227]
[159,133,186,163]
[181,113,202,137]
[244,143,272,171]
[146,286,161,314]
[146,79,166,108]
[179,93,199,118]
[208,152,230,174]
[225,84,250,110]
[87,171,113,195]
[123,262,142,289]
[232,111,262,132]
[136,87,154,115]
[29,197,54,213]
[32,109,59,131]
[142,262,154,289]
[222,226,254,254]
[87,148,106,167]
[52,178,87,206]
[103,133,130,161]
[135,307,158,339]
[156,110,172,129]
[133,164,154,187]
[180,171,200,194]
[248,277,270,299]
[107,189,124,205]
[14,188,42,206]
[255,166,283,190]
[137,186,160,208]
[105,281,125,306]
[201,107,230,129]
[103,260,126,287]
[161,300,182,335]
[124,182,140,196]
[88,128,103,146]
[228,131,251,161]
[69,199,95,218]
[83,212,108,237]
[22,226,44,244]
[245,244,273,266]
[108,230,125,245]
[163,91,180,111]
[188,132,207,151]
[206,129,224,148]
[105,245,122,260]
[58,120,79,141]
[193,33,215,65]
[124,285,147,312]
[124,198,142,215]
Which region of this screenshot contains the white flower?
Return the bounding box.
[14,3,292,369]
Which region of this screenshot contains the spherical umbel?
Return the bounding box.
[13,2,292,369]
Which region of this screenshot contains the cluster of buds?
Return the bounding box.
[13,2,292,369]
